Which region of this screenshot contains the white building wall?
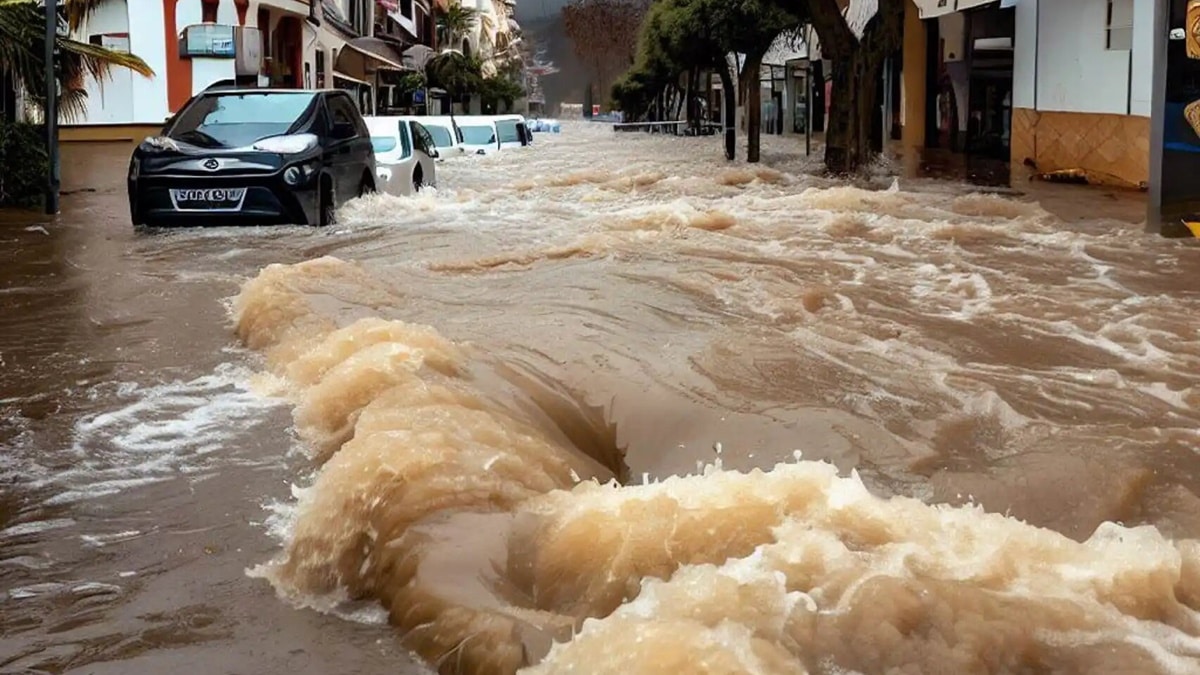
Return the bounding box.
[177,0,238,94]
[1031,0,1133,115]
[77,1,135,125]
[76,0,256,125]
[128,1,169,125]
[1130,0,1154,115]
[1011,0,1037,109]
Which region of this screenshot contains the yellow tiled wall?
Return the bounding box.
[1010,108,1150,188]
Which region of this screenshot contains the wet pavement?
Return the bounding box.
[2,125,1199,674]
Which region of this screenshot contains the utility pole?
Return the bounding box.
[44,0,60,215]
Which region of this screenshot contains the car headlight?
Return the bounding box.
[254,133,319,154]
[283,162,317,187]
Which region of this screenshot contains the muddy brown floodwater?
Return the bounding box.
[3,124,1200,675]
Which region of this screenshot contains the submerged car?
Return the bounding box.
[456,119,501,154]
[413,115,467,159]
[364,116,438,195]
[128,88,376,227]
[490,114,532,149]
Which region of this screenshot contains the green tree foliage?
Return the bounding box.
[436,0,479,50]
[425,50,482,104]
[614,0,803,163]
[478,75,524,113]
[0,0,154,122]
[0,119,47,207]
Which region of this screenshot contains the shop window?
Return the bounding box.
[1106,0,1133,51]
[202,0,218,23]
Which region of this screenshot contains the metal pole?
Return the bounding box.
[44,0,59,215]
[1146,0,1169,233]
[805,25,812,157]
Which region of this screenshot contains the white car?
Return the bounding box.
[488,114,532,149]
[412,116,467,159]
[364,116,438,195]
[456,118,501,155]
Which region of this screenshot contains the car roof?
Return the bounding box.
[199,87,343,97]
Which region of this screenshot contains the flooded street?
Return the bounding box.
[4,123,1200,674]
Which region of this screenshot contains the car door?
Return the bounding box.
[408,121,437,187]
[324,93,370,198]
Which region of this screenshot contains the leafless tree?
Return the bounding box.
[562,0,649,107]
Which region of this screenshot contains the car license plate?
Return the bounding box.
[169,187,247,211]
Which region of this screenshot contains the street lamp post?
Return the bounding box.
[44,0,60,215]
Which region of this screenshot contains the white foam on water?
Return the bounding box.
[29,362,284,506]
[79,530,144,548]
[0,518,76,540]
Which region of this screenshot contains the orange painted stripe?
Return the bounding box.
[164,0,191,112]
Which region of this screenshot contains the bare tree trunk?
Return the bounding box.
[742,54,764,163]
[805,0,904,174]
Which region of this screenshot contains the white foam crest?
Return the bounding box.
[29,362,284,505]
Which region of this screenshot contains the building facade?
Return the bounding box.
[1009,0,1153,187]
[62,0,445,139]
[900,0,1153,188]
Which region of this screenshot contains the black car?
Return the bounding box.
[128,88,376,227]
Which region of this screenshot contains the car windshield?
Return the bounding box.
[496,120,521,144]
[459,125,495,146]
[169,92,317,148]
[425,125,454,148]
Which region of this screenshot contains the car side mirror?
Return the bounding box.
[430,147,440,158]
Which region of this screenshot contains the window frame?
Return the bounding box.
[1105,0,1134,51]
[325,93,367,141]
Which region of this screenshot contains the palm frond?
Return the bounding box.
[1,0,154,122]
[0,1,40,74]
[58,37,154,79]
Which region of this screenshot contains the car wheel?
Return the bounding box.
[319,176,336,226]
[358,171,374,197]
[413,167,424,193]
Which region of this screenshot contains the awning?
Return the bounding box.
[333,70,371,86]
[402,44,435,71]
[342,36,408,71]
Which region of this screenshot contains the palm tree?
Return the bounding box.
[425,50,481,121]
[0,0,153,122]
[436,0,478,54]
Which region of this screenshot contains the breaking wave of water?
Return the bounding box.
[234,250,1200,674]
